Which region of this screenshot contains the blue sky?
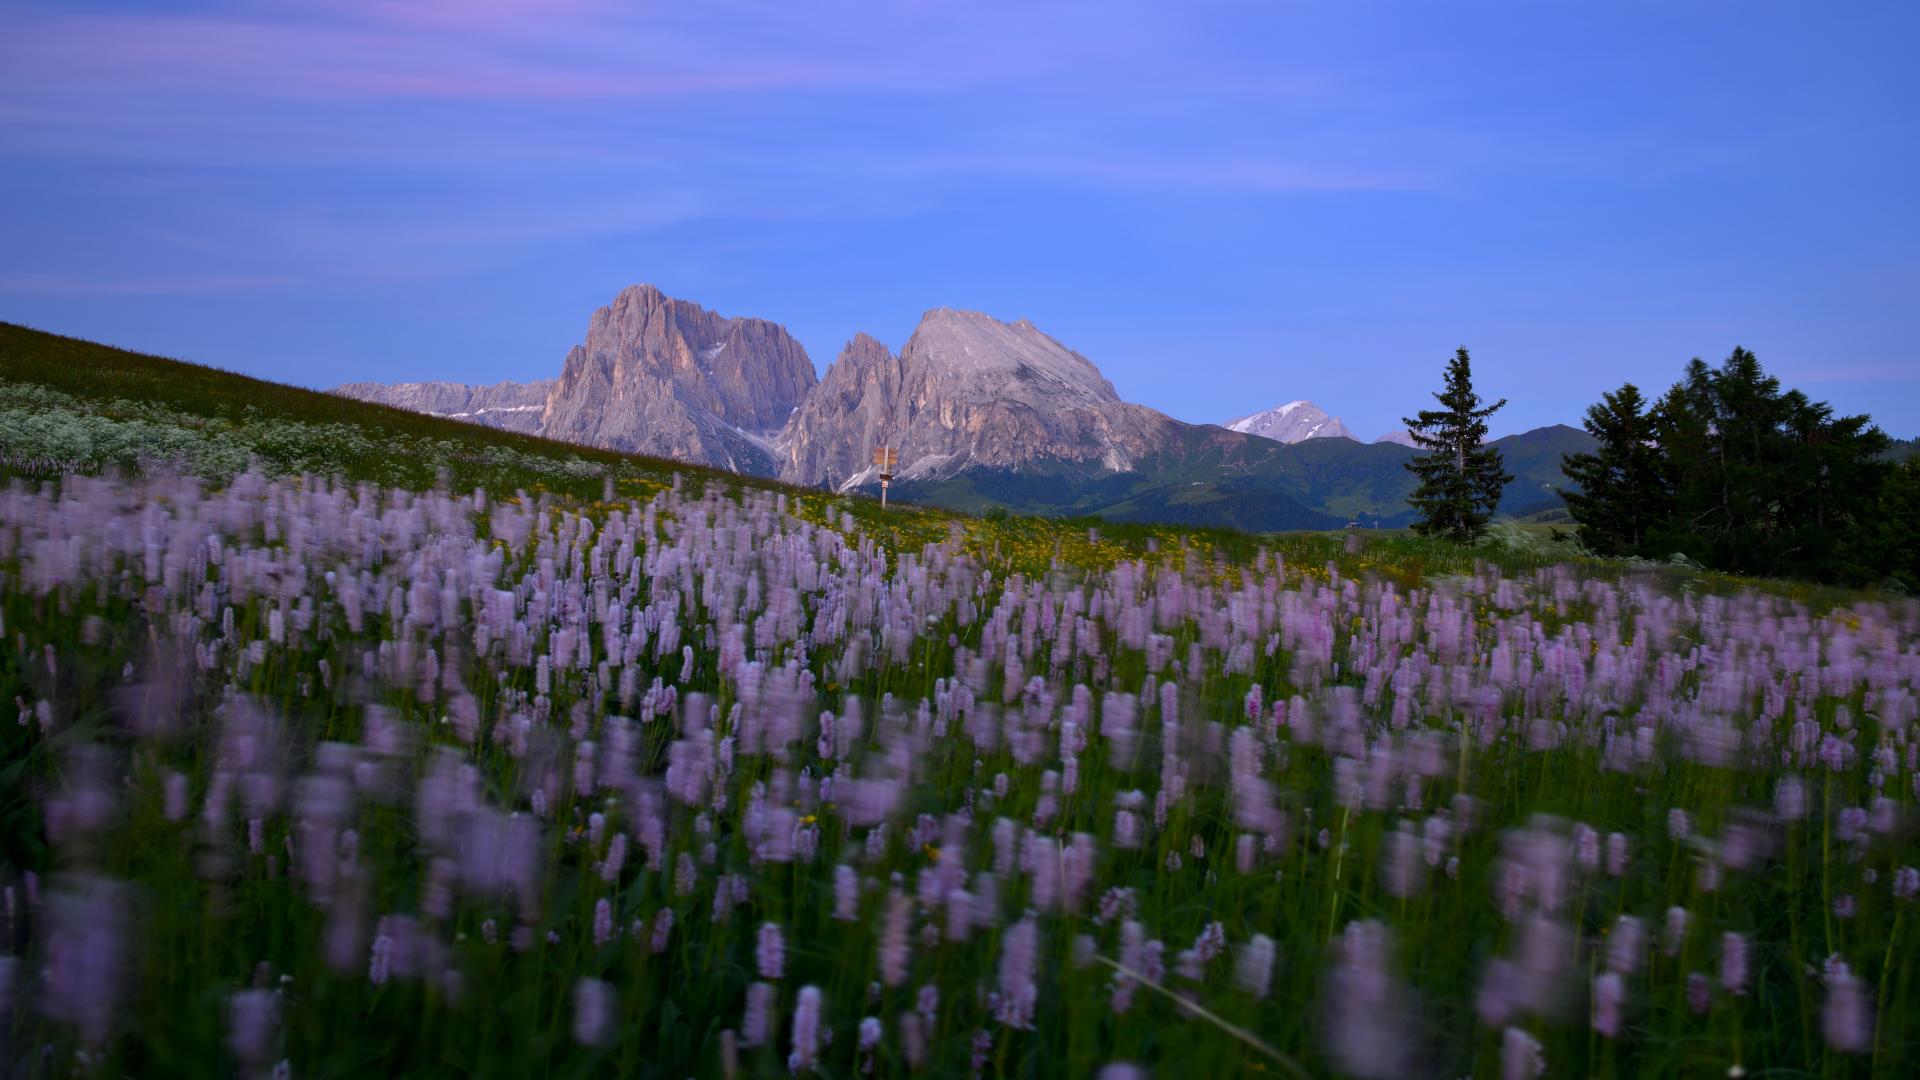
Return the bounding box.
[3,1,1916,439]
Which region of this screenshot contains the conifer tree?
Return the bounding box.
[1402,347,1512,542]
[1559,382,1670,555]
[1838,452,1920,591]
[1869,457,1920,591]
[1647,347,1889,580]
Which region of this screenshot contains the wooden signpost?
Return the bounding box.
[873,446,898,508]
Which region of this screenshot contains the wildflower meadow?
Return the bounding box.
[0,466,1914,1078]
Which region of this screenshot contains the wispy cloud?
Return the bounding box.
[0,0,1432,293]
[1,1,1168,107]
[293,0,616,32]
[0,272,293,298]
[1,11,854,104]
[913,150,1430,194]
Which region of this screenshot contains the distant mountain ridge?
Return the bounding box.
[333,284,1596,528]
[333,378,552,434]
[889,423,1594,531]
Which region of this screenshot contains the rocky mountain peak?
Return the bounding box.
[1225,400,1355,443]
[537,284,818,472]
[775,333,906,486]
[842,331,894,363]
[776,309,1175,489]
[902,308,1118,401]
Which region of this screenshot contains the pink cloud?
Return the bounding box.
[0,6,874,105]
[297,0,616,31]
[1,1,1212,107]
[341,62,857,103]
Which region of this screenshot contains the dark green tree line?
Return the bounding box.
[1557,383,1668,556]
[1562,346,1907,584]
[1864,457,1920,590]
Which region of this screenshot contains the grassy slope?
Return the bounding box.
[2,322,568,450]
[0,321,801,501]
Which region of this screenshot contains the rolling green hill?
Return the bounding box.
[888,423,1596,529]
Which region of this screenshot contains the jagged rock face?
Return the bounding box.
[776,332,904,488]
[1375,429,1418,447]
[332,379,553,434]
[1225,400,1355,444]
[778,308,1179,489]
[539,284,817,472]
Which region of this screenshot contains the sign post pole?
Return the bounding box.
[872,446,898,509]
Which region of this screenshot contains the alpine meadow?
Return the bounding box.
[4,3,1919,1079]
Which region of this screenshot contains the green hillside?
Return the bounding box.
[891,423,1595,528]
[0,321,767,502]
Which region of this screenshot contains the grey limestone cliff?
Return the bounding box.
[776,308,1179,489]
[539,284,817,472]
[334,285,820,474]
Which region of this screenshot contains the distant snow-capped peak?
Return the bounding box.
[1225,400,1355,443]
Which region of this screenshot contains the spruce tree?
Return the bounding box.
[1558,382,1670,555]
[1402,347,1512,542]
